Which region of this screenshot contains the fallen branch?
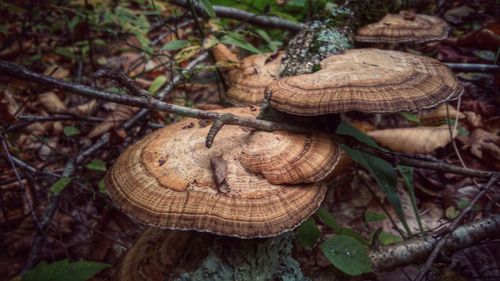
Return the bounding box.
[414,175,499,281]
[0,60,302,136]
[369,212,500,271]
[1,60,498,180]
[170,0,303,32]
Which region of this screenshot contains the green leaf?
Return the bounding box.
[458,126,469,136]
[364,210,386,222]
[398,166,423,232]
[445,206,459,219]
[55,47,76,59]
[315,208,341,232]
[336,121,379,148]
[320,235,373,276]
[220,32,262,54]
[148,75,168,95]
[85,159,107,172]
[296,218,321,248]
[49,178,71,195]
[22,259,110,281]
[338,227,369,245]
[255,28,272,43]
[377,231,402,245]
[336,121,411,236]
[174,44,202,62]
[198,0,216,18]
[63,126,80,137]
[98,179,106,194]
[472,50,495,62]
[161,40,189,51]
[400,112,420,124]
[457,199,482,212]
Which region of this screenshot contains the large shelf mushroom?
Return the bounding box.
[226,52,285,105]
[105,107,340,238]
[211,43,284,105]
[268,48,463,116]
[355,10,449,44]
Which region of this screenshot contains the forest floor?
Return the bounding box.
[0,0,499,280]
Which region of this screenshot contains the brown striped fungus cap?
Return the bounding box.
[269,48,463,116]
[227,52,284,105]
[355,10,449,43]
[240,131,340,184]
[105,107,339,238]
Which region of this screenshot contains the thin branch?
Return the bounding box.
[0,134,41,231]
[446,63,500,73]
[94,69,150,98]
[0,59,301,135]
[340,136,498,179]
[11,156,61,179]
[205,119,224,148]
[169,0,303,32]
[2,114,103,134]
[414,175,499,281]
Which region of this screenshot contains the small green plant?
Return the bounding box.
[21,259,110,281]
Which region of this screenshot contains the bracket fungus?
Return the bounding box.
[226,52,284,105]
[268,48,463,116]
[355,10,449,44]
[105,107,339,238]
[240,131,340,184]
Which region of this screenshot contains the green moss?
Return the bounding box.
[175,233,309,281]
[280,21,352,77]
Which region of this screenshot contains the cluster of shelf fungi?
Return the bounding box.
[106,10,465,281]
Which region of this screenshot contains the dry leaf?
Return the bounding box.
[70,99,97,115]
[210,155,229,193]
[87,104,139,138]
[325,150,353,180]
[463,111,482,128]
[211,42,239,66]
[420,104,465,126]
[368,125,457,154]
[443,22,500,52]
[459,129,500,170]
[0,88,19,123]
[43,65,69,79]
[38,91,67,112]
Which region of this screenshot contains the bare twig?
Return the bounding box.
[11,156,61,179]
[0,134,40,231]
[94,69,150,98]
[22,158,76,273]
[340,136,498,179]
[446,63,500,73]
[414,175,499,281]
[445,100,467,168]
[205,119,225,148]
[2,114,103,134]
[169,0,303,32]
